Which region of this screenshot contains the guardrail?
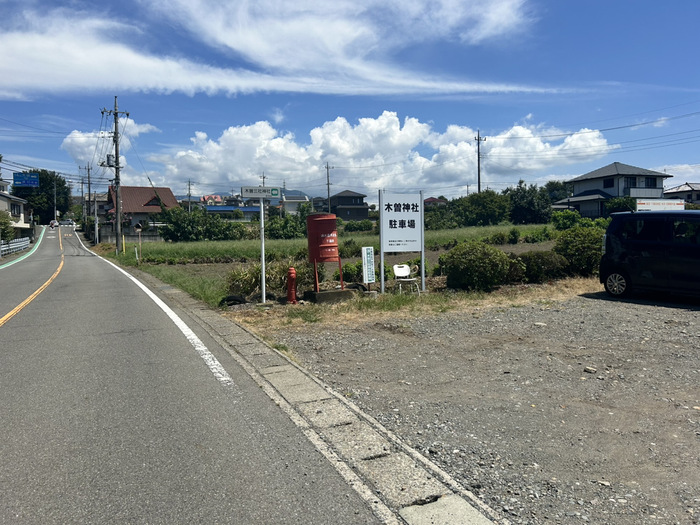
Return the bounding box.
[0,237,30,258]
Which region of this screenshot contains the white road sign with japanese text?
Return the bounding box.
[380,192,423,253]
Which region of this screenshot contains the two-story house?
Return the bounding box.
[330,190,369,221]
[201,194,224,206]
[311,196,328,212]
[281,190,309,216]
[556,162,671,218]
[0,177,31,238]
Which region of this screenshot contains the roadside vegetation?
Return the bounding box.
[99,208,610,322]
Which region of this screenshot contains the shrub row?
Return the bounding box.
[439,225,606,292]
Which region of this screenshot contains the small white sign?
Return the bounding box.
[241,186,281,198]
[362,246,375,284]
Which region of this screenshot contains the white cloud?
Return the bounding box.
[483,126,614,175]
[138,112,614,199]
[0,2,555,100]
[269,108,286,125]
[60,117,160,180]
[148,0,533,68]
[656,163,700,185]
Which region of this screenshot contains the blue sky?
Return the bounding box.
[2,0,700,204]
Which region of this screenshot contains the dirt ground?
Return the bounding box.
[227,279,700,524]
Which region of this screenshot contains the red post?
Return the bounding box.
[286,267,298,304]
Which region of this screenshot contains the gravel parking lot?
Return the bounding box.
[235,281,700,524]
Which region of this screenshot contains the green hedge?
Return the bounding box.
[553,226,605,276]
[440,241,511,291]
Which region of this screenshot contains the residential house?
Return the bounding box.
[311,196,328,213]
[87,191,110,224]
[201,194,224,206]
[224,194,245,207]
[205,205,260,221]
[176,194,202,211]
[424,197,448,207]
[664,182,700,204]
[281,190,309,215]
[556,162,671,218]
[330,190,369,221]
[107,185,179,231]
[0,177,31,238]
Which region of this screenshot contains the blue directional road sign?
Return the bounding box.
[13,172,40,188]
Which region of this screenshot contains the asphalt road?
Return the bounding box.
[0,226,382,524]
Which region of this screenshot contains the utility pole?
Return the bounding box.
[101,96,129,253]
[94,191,99,244]
[187,179,192,213]
[260,171,266,187]
[325,162,334,213]
[80,165,92,222]
[80,178,84,225]
[475,129,486,193]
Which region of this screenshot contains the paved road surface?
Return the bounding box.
[0,226,382,524]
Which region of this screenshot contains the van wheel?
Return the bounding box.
[604,271,630,297]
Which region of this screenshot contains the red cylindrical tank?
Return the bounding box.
[307,213,339,262]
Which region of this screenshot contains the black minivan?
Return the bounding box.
[599,210,700,297]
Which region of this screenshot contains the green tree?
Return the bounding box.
[159,207,248,242]
[543,180,571,203]
[266,215,305,239]
[296,202,313,234]
[504,180,552,224]
[0,210,15,242]
[10,169,71,224]
[604,197,636,214]
[268,205,282,219]
[450,190,509,226]
[424,205,457,230]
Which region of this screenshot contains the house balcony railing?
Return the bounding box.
[624,188,664,199]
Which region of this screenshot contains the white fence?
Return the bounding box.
[0,237,30,258]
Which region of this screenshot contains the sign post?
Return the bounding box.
[241,186,281,303]
[379,190,425,294]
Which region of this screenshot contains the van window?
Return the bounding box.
[673,219,700,244]
[620,218,667,242]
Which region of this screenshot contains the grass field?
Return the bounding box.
[101,223,557,308]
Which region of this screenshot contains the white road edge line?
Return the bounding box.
[107,259,235,387]
[76,238,234,388]
[0,226,46,269]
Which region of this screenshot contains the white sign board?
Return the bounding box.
[362,246,375,284]
[636,199,685,211]
[241,186,281,198]
[380,192,423,252]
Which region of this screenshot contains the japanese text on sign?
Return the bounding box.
[380,192,423,253]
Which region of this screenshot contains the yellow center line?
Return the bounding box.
[0,230,65,328]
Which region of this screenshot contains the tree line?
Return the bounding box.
[4,165,576,242]
[422,179,570,230]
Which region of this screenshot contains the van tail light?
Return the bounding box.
[601,233,607,255]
